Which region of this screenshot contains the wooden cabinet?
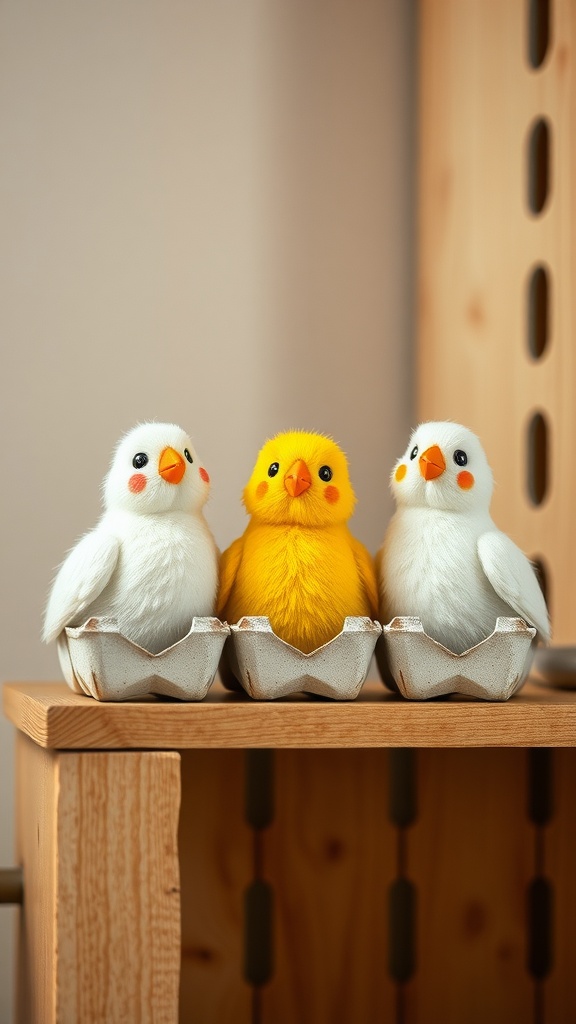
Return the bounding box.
[5,680,576,1023]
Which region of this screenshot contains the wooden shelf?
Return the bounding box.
[4,679,576,750]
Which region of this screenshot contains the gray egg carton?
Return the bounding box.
[57,616,230,701]
[378,616,537,701]
[227,616,382,700]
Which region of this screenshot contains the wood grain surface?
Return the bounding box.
[15,734,58,1023]
[5,680,576,750]
[405,749,534,1023]
[417,0,576,642]
[261,750,396,1023]
[16,735,181,1023]
[179,751,252,1023]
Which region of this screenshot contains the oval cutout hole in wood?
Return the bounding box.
[244,880,274,986]
[528,748,553,826]
[388,877,415,984]
[527,412,549,506]
[528,0,550,69]
[527,264,550,359]
[527,119,551,215]
[527,876,553,979]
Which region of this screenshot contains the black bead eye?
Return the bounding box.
[268,462,279,477]
[132,452,148,469]
[454,449,468,467]
[184,448,193,464]
[318,465,332,482]
[410,445,418,460]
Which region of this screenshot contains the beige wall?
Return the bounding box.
[0,0,415,1015]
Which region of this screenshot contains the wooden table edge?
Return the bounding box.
[4,680,576,750]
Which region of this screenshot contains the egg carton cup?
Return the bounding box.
[377,616,537,701]
[227,616,382,700]
[57,616,230,701]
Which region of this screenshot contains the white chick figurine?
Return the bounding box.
[43,422,218,654]
[377,421,550,654]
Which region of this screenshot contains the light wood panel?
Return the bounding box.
[418,0,576,641]
[261,750,396,1023]
[16,735,181,1023]
[15,734,58,1024]
[546,748,576,1020]
[5,681,576,750]
[405,749,534,1023]
[179,751,252,1023]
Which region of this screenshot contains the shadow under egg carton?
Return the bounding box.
[226,616,382,700]
[57,616,230,701]
[376,616,537,701]
[531,646,576,690]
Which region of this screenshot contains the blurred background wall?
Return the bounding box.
[0,0,416,1016]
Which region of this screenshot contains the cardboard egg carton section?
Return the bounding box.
[377,617,536,701]
[58,616,230,701]
[227,616,382,700]
[57,614,538,702]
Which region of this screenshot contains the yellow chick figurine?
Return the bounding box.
[218,430,378,653]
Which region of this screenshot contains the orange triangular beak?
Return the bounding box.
[419,444,446,481]
[159,446,185,485]
[284,459,312,497]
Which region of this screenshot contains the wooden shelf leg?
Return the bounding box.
[15,733,181,1024]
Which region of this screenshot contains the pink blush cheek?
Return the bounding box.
[457,471,475,490]
[199,467,210,484]
[129,473,147,494]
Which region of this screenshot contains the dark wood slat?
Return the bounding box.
[546,749,576,1021]
[405,750,534,1023]
[260,750,396,1023]
[179,751,252,1023]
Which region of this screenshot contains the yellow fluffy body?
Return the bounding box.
[218,431,378,653]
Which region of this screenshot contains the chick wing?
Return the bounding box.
[477,530,550,644]
[43,528,120,643]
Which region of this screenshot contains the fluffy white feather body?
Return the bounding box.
[43,423,218,653]
[377,422,550,654]
[381,506,522,653]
